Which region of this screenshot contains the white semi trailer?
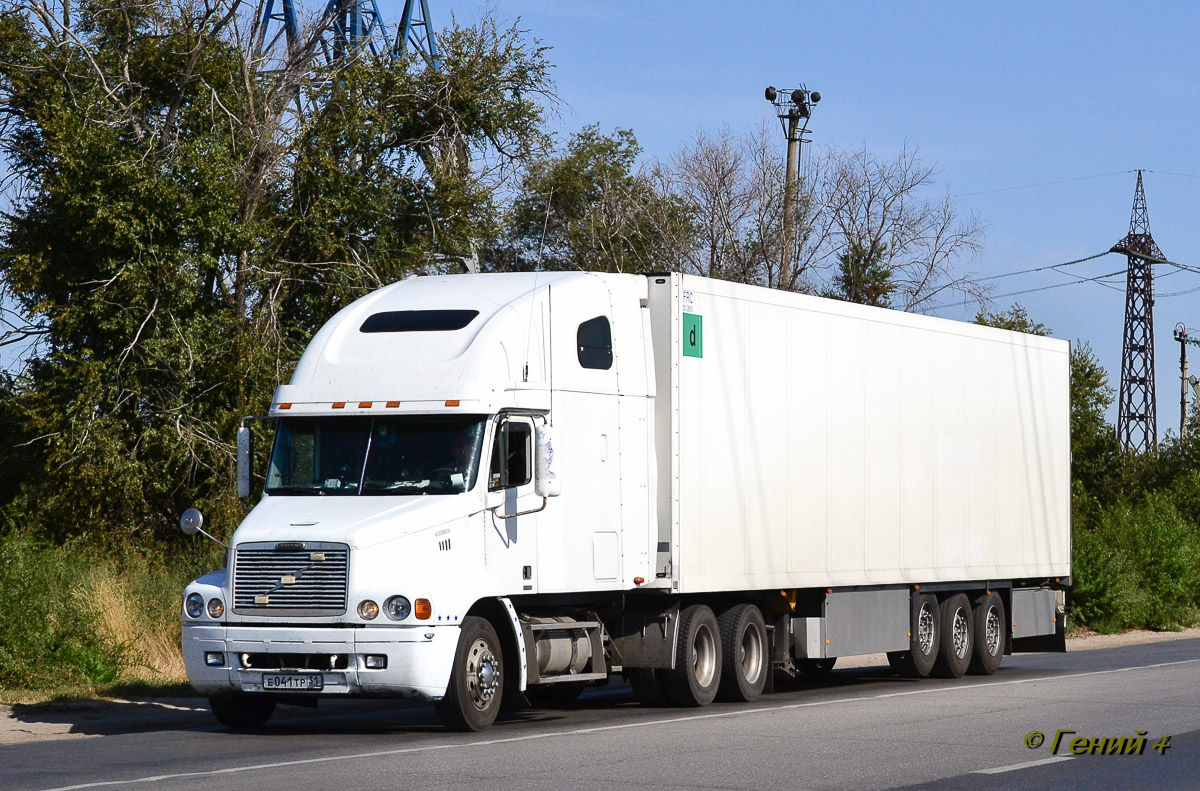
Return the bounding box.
[180,271,1071,731]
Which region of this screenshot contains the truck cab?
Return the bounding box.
[181,272,657,730]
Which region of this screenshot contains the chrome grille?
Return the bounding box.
[233,542,349,615]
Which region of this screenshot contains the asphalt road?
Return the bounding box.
[4,638,1199,791]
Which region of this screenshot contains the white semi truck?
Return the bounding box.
[180,271,1071,731]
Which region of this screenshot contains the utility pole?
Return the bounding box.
[765,85,820,292]
[1174,323,1200,437]
[1111,170,1165,453]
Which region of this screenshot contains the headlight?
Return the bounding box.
[185,592,204,619]
[207,598,225,619]
[384,596,411,621]
[358,600,380,620]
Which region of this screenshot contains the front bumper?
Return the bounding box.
[182,622,460,700]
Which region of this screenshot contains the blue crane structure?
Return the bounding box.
[256,0,440,69]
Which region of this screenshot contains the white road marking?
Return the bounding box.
[973,756,1074,774]
[35,657,1200,791]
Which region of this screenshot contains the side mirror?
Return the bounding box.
[180,507,204,536]
[236,425,253,499]
[534,424,561,497]
[179,506,227,548]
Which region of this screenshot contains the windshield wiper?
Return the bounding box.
[265,486,328,496]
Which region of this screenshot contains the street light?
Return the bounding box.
[765,84,820,291]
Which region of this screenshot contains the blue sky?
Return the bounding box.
[3,1,1197,436]
[475,0,1200,436]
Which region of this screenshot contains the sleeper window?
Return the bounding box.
[577,316,613,370]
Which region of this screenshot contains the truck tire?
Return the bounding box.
[891,593,940,678]
[800,658,837,674]
[628,668,670,707]
[968,592,1005,675]
[208,695,275,730]
[932,593,973,678]
[435,616,504,731]
[716,604,768,702]
[663,604,722,707]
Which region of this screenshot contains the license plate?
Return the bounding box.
[262,673,323,691]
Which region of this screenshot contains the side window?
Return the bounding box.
[577,315,613,370]
[489,420,532,491]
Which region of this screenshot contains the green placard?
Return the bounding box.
[683,313,703,358]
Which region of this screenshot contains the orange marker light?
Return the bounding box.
[415,599,432,620]
[633,577,645,585]
[278,403,292,410]
[332,402,346,409]
[358,401,373,409]
[445,400,460,407]
[386,401,401,408]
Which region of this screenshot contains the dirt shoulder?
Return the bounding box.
[3,627,1199,745]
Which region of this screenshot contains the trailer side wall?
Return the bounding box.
[650,275,1071,593]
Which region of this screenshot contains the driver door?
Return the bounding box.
[484,416,540,590]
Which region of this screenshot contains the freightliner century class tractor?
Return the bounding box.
[180,271,1069,731]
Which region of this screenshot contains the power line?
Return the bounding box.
[931,267,1130,311]
[979,250,1113,282]
[954,171,1132,199]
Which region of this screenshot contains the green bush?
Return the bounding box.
[0,527,126,689]
[1071,493,1200,632]
[0,522,223,693]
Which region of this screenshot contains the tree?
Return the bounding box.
[824,144,986,311]
[660,125,832,290]
[0,1,552,543]
[655,133,982,306]
[973,304,1050,335]
[826,240,894,307]
[493,125,690,273]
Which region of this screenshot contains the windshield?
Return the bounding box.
[265,415,486,496]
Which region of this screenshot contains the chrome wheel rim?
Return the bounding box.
[466,638,500,711]
[692,623,717,687]
[917,602,936,655]
[951,607,969,659]
[740,623,763,684]
[985,605,1001,656]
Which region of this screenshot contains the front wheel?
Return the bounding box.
[208,695,275,730]
[435,616,504,731]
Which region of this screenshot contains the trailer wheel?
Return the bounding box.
[628,669,670,707]
[435,616,504,731]
[716,604,767,702]
[664,604,722,706]
[892,594,940,678]
[800,658,837,674]
[968,592,1005,675]
[932,593,974,678]
[208,695,275,730]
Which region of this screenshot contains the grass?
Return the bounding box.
[0,527,220,702]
